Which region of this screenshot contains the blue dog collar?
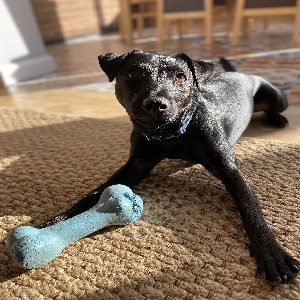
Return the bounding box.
[142,113,193,142]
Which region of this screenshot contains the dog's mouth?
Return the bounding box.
[131,104,194,138]
[131,116,175,129]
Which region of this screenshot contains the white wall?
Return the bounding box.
[0,0,57,85]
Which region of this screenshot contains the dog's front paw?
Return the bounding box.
[252,241,300,283]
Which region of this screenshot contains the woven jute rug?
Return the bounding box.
[0,107,299,299]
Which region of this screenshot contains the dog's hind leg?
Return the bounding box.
[264,110,289,128]
[253,81,289,128]
[219,59,289,128]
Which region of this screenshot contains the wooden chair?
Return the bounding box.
[156,0,213,46]
[119,0,157,45]
[230,0,300,45]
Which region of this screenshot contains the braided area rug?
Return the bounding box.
[0,107,299,299]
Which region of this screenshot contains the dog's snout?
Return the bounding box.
[143,98,168,114]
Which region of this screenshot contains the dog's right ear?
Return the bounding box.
[98,53,128,82]
[98,50,144,82]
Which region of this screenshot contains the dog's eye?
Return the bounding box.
[175,73,186,83]
[127,70,140,79]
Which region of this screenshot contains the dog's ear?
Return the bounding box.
[98,50,144,82]
[98,53,128,82]
[174,53,215,89]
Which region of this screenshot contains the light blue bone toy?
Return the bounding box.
[6,184,143,269]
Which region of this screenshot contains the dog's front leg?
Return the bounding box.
[200,144,300,283]
[38,157,161,228]
[223,166,299,283]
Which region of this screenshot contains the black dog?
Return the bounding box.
[40,50,299,283]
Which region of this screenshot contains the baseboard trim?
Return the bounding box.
[0,54,57,86]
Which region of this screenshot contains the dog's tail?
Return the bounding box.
[219,57,236,72]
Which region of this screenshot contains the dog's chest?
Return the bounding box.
[152,137,196,160]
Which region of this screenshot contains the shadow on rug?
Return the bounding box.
[0,108,299,299]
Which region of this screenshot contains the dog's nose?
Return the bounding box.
[143,98,168,114]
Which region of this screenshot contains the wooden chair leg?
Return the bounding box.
[242,17,249,38]
[226,0,235,37]
[157,0,164,46]
[166,20,172,41]
[122,0,133,45]
[204,0,213,45]
[231,0,246,45]
[293,0,300,44]
[119,0,126,42]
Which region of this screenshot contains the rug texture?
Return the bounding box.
[0,107,299,300]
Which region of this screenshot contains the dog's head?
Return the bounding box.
[98,49,215,130]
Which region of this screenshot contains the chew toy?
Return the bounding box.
[6,184,143,269]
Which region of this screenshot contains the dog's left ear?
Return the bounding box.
[174,53,215,89]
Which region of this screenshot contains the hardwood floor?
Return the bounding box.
[0,89,127,119]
